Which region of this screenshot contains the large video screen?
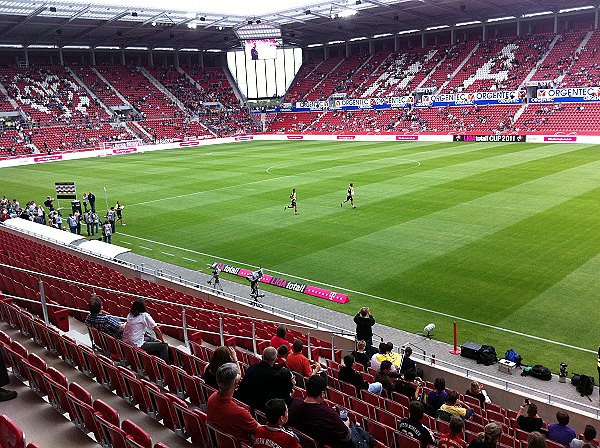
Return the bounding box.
[244,39,278,60]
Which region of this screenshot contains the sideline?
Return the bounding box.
[118,232,594,354]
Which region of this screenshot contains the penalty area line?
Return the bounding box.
[120,232,593,354]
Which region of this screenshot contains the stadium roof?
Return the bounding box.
[0,0,596,51]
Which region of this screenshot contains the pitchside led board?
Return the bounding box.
[244,39,278,60]
[55,182,77,200]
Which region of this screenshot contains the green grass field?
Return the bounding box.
[3,140,600,377]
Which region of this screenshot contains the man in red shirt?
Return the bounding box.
[270,325,292,352]
[207,362,259,444]
[253,398,300,448]
[439,416,466,448]
[286,339,320,378]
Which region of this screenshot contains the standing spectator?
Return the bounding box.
[441,391,474,419]
[91,210,99,235]
[207,363,259,445]
[439,416,466,448]
[203,346,239,390]
[102,220,112,243]
[570,426,597,448]
[398,401,437,448]
[43,195,55,211]
[235,347,280,410]
[548,412,577,447]
[85,296,124,339]
[354,307,375,355]
[465,381,489,408]
[253,398,300,448]
[0,351,17,402]
[351,340,370,369]
[85,210,94,236]
[286,339,320,378]
[400,346,416,374]
[516,400,543,433]
[88,191,96,212]
[270,325,292,352]
[528,432,547,448]
[287,375,353,448]
[74,210,82,235]
[82,192,89,212]
[106,207,116,233]
[468,422,502,448]
[55,211,62,230]
[67,213,77,233]
[122,298,169,363]
[427,377,448,416]
[338,354,382,396]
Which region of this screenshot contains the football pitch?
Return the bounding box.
[3,139,600,377]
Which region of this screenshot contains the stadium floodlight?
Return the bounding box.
[307,43,323,47]
[327,40,345,45]
[337,9,358,18]
[187,22,197,29]
[0,44,23,48]
[398,29,420,35]
[28,44,57,49]
[125,46,148,50]
[63,45,90,49]
[349,36,367,41]
[487,16,516,22]
[235,22,281,40]
[153,47,175,51]
[455,20,482,27]
[180,48,200,52]
[521,11,552,18]
[559,5,594,13]
[95,46,120,50]
[205,49,222,52]
[373,33,392,38]
[425,25,449,31]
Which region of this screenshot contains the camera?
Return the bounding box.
[524,398,530,405]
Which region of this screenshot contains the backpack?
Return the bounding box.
[576,374,594,397]
[504,349,522,366]
[477,345,498,366]
[351,424,377,448]
[522,364,552,381]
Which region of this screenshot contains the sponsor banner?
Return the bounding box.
[235,135,254,141]
[286,135,304,140]
[295,100,329,110]
[543,136,577,142]
[54,181,77,199]
[34,154,63,163]
[396,135,419,141]
[418,90,524,107]
[454,135,526,143]
[537,87,600,101]
[112,147,137,155]
[336,135,356,140]
[213,262,350,304]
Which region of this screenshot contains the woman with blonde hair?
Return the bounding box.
[468,422,502,448]
[527,432,547,448]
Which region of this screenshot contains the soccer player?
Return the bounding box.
[115,201,126,226]
[341,183,356,209]
[284,189,298,215]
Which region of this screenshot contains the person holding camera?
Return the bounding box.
[354,307,375,355]
[395,368,424,401]
[516,399,543,433]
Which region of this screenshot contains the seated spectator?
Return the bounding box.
[529,432,548,448]
[516,400,543,433]
[266,367,295,406]
[287,375,353,448]
[236,347,279,410]
[441,391,474,419]
[338,354,382,396]
[395,368,423,401]
[276,345,289,367]
[570,426,597,448]
[122,298,170,363]
[548,412,577,448]
[468,422,502,448]
[351,340,370,369]
[371,342,401,371]
[439,416,466,448]
[375,360,396,395]
[427,377,448,415]
[85,296,124,340]
[207,362,259,444]
[270,325,292,352]
[400,346,416,374]
[253,398,300,448]
[465,381,488,408]
[0,351,17,402]
[203,346,240,390]
[398,401,436,448]
[286,339,321,378]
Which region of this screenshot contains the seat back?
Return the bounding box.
[122,419,152,448]
[69,382,93,406]
[207,423,241,448]
[0,415,25,448]
[93,399,120,427]
[94,413,128,448]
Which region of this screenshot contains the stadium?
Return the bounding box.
[1,0,600,446]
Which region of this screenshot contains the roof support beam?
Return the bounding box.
[70,10,130,43]
[29,6,90,44]
[0,4,47,39]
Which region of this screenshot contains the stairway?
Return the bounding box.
[519,34,561,88]
[91,68,135,109]
[66,67,114,118]
[137,66,188,113]
[437,42,480,93]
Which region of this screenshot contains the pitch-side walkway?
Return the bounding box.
[116,252,600,419]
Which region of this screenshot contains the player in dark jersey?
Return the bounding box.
[284,188,298,214]
[341,183,356,209]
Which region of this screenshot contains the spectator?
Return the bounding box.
[287,374,353,448]
[548,412,577,448]
[203,346,239,390]
[516,401,543,433]
[465,381,488,408]
[276,345,289,367]
[528,432,547,448]
[207,362,259,444]
[338,354,382,396]
[395,368,423,401]
[371,341,401,371]
[266,367,295,406]
[122,298,170,363]
[236,346,280,410]
[400,346,416,374]
[351,340,370,369]
[286,339,320,377]
[354,307,375,355]
[398,401,436,448]
[375,360,397,394]
[468,422,502,448]
[253,398,301,448]
[439,416,466,448]
[441,391,474,419]
[427,377,448,415]
[0,351,17,402]
[84,296,124,340]
[571,426,597,448]
[270,325,292,352]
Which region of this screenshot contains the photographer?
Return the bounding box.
[395,368,423,401]
[516,399,543,433]
[354,307,375,355]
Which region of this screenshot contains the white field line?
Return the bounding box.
[182,257,197,263]
[139,246,153,251]
[120,232,594,354]
[160,251,175,257]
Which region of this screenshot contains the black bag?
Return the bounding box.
[576,374,594,397]
[351,424,378,448]
[477,345,498,366]
[522,364,552,381]
[461,342,483,360]
[571,374,581,387]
